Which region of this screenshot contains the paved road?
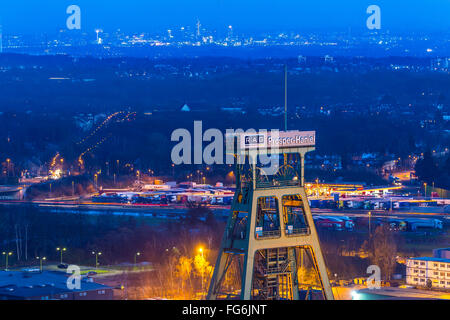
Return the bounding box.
[0,200,448,221]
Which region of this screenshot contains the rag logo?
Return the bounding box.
[244,134,265,147]
[366,265,381,289]
[366,5,381,30]
[66,5,81,30]
[67,265,82,290]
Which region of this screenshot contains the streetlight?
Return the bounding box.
[368,211,372,238]
[5,158,12,176]
[36,256,47,272]
[198,247,205,298]
[2,252,13,271]
[134,252,141,268]
[92,251,102,269]
[56,247,67,264]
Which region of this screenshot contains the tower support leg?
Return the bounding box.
[241,250,255,300]
[207,252,229,300]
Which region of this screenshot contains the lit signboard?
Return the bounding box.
[239,131,316,151]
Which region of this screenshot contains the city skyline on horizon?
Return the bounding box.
[0,1,448,35]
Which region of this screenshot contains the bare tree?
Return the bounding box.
[367,225,397,281]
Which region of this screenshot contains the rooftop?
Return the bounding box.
[0,270,111,299]
[408,257,450,263]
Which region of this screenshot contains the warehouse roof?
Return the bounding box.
[0,270,111,299]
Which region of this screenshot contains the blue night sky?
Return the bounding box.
[0,0,448,34]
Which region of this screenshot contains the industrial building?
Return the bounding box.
[406,254,450,290]
[0,270,113,300]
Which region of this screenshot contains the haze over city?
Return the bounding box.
[1,0,449,33]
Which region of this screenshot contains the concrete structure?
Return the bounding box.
[208,130,333,300]
[0,186,25,200]
[0,270,113,300]
[406,257,450,290]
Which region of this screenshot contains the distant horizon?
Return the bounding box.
[2,27,450,37]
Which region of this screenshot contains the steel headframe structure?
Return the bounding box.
[207,130,334,300]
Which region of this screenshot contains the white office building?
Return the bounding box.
[406,257,450,290]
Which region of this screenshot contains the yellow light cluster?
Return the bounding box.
[76,111,125,145]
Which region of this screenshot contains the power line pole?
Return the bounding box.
[284,64,288,131]
[196,18,201,38]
